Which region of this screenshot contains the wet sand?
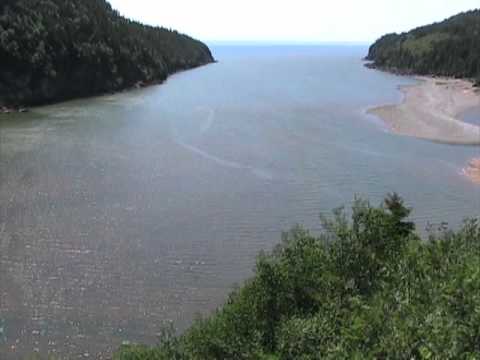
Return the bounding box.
[368,77,480,145]
[464,158,480,185]
[368,76,480,184]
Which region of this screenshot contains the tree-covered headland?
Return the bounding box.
[367,10,480,85]
[116,194,480,359]
[0,0,214,107]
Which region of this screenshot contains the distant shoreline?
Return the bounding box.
[367,75,480,184]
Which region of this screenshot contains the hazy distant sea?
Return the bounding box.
[0,45,479,359]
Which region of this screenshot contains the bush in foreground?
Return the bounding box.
[115,194,480,359]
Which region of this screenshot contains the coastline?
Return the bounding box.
[368,76,480,145]
[464,158,480,185]
[367,76,480,184]
[0,60,216,114]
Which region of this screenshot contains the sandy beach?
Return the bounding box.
[368,77,480,144]
[368,76,480,184]
[464,158,480,184]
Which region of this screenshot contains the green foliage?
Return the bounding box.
[0,0,213,106]
[115,194,480,359]
[367,10,480,80]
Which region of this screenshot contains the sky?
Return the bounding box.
[107,0,479,43]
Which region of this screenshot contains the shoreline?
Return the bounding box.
[1,106,29,114]
[0,60,216,114]
[367,76,480,184]
[464,158,480,185]
[368,76,480,145]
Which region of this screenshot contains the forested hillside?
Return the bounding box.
[0,0,214,107]
[116,195,480,359]
[366,10,480,84]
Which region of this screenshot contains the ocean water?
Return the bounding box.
[0,45,479,359]
[461,105,480,126]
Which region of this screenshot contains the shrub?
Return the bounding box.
[114,195,480,359]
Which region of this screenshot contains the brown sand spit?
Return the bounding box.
[463,158,480,185]
[368,76,480,184]
[368,77,480,145]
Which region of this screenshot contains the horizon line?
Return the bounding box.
[205,40,372,46]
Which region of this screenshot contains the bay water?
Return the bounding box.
[0,45,479,358]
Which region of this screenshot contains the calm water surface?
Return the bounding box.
[461,105,480,126]
[1,45,479,358]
